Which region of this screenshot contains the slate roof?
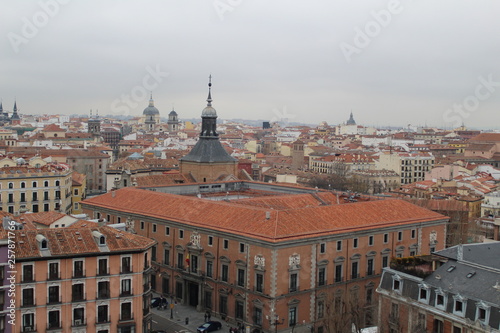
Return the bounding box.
[180,139,237,163]
[434,242,500,270]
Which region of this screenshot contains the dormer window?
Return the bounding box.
[453,295,466,317]
[392,274,402,293]
[418,283,430,304]
[36,234,49,250]
[92,231,106,246]
[476,302,490,324]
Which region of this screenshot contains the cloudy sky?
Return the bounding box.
[2,1,500,129]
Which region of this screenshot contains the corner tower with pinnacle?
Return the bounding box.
[179,76,238,182]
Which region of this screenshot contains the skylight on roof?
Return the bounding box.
[466,271,476,278]
[447,265,456,272]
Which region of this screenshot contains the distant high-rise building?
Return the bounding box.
[87,109,101,141]
[262,121,270,129]
[291,139,304,170]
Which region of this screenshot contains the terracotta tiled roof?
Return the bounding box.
[133,173,192,186]
[469,133,500,142]
[13,226,156,259]
[17,211,68,226]
[42,124,65,132]
[72,171,86,186]
[82,188,447,242]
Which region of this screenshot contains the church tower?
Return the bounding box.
[10,100,21,125]
[87,109,101,141]
[291,139,305,170]
[167,108,179,132]
[179,76,238,182]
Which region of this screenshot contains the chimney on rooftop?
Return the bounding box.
[111,190,116,198]
[265,211,271,220]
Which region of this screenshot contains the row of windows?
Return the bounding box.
[318,230,416,253]
[19,303,133,331]
[1,180,63,189]
[21,278,133,306]
[21,256,133,282]
[392,278,491,326]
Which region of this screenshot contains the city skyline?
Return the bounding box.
[2,1,500,129]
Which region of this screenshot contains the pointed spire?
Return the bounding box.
[149,92,154,107]
[207,74,212,106]
[0,99,3,112]
[13,100,17,112]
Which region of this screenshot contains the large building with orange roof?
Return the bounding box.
[81,181,448,332]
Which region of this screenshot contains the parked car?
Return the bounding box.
[151,297,161,308]
[197,321,222,333]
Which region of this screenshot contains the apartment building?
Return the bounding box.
[81,181,448,332]
[377,152,435,185]
[0,161,72,214]
[5,223,155,333]
[377,243,500,333]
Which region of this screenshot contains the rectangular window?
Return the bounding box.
[164,249,170,266]
[191,255,198,273]
[253,307,262,326]
[411,229,416,239]
[221,264,229,282]
[208,235,213,246]
[152,245,157,262]
[121,279,132,296]
[318,267,326,286]
[223,239,229,249]
[219,295,228,315]
[162,277,170,295]
[256,273,263,293]
[398,231,403,241]
[73,308,84,325]
[205,291,212,309]
[290,273,298,292]
[122,256,131,273]
[437,294,444,306]
[48,262,59,280]
[235,300,244,320]
[177,253,184,269]
[318,300,324,318]
[453,327,462,333]
[289,307,297,326]
[368,235,374,246]
[237,268,245,287]
[23,265,34,282]
[152,224,157,233]
[165,226,170,235]
[98,258,108,275]
[366,288,373,305]
[382,256,389,268]
[48,310,60,329]
[239,243,245,253]
[207,260,213,278]
[97,305,108,323]
[320,243,326,253]
[121,302,132,320]
[48,285,59,303]
[140,221,145,230]
[367,258,374,276]
[22,313,35,331]
[433,319,444,333]
[336,240,342,251]
[335,264,342,282]
[97,281,110,298]
[22,288,34,306]
[72,283,85,302]
[351,262,359,279]
[353,238,358,248]
[179,230,184,239]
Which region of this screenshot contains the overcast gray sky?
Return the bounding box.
[2,1,500,129]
